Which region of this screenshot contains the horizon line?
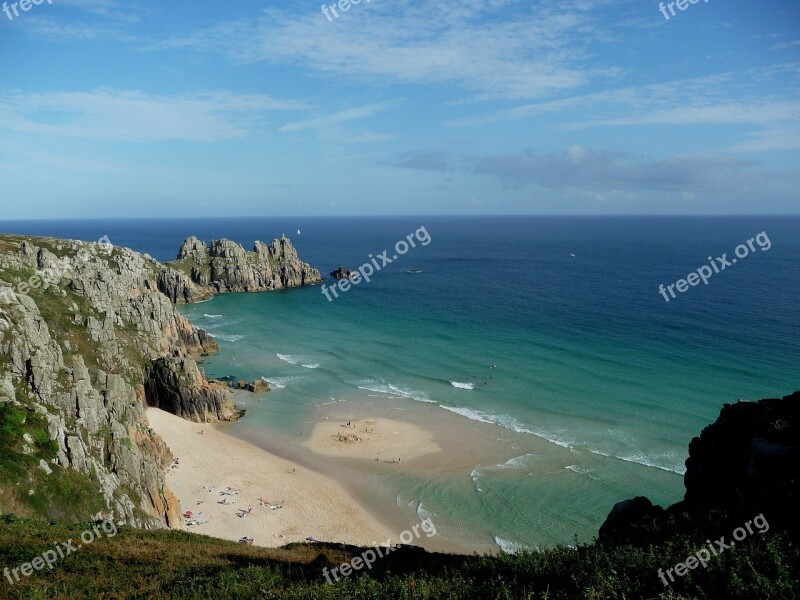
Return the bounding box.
[2,214,800,222]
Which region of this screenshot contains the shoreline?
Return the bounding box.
[146,407,397,549]
[225,395,574,555]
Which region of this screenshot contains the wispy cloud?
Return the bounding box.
[154,0,620,100]
[279,102,398,133]
[0,89,307,142]
[450,64,800,152]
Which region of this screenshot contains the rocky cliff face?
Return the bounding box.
[145,357,238,423]
[599,391,800,545]
[0,235,238,529]
[160,235,322,302]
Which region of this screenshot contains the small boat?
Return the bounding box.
[297,229,301,235]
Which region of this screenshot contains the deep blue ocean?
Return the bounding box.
[2,216,798,551]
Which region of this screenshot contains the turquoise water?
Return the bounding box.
[4,216,799,550]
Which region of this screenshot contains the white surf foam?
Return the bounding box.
[276,353,302,365]
[416,503,435,521]
[470,454,538,482]
[440,406,495,424]
[261,376,303,389]
[203,314,223,319]
[439,406,575,449]
[440,406,685,476]
[302,363,320,369]
[208,333,243,343]
[450,381,475,390]
[494,537,536,554]
[351,378,434,403]
[587,448,686,475]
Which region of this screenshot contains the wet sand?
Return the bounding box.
[228,398,562,555]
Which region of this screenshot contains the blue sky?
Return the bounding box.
[0,0,798,217]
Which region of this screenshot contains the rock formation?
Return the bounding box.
[599,391,800,545]
[330,266,357,280]
[0,235,238,529]
[160,235,322,301]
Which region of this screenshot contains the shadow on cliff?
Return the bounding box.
[598,391,800,548]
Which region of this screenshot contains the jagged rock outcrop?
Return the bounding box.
[145,358,238,422]
[0,235,237,529]
[330,266,357,280]
[160,234,321,302]
[599,391,800,545]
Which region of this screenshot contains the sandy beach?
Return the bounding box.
[146,408,394,548]
[302,417,442,463]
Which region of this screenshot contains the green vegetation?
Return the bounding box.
[0,405,103,522]
[0,516,797,599]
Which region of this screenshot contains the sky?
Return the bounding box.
[0,0,798,218]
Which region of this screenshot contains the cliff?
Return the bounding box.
[0,235,239,529]
[160,235,322,302]
[599,391,800,545]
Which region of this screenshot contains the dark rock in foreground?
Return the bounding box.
[599,391,800,546]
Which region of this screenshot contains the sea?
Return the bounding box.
[2,216,798,552]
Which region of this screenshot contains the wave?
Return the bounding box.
[203,314,223,319]
[350,378,435,404]
[494,537,536,554]
[276,353,302,365]
[277,354,321,370]
[564,464,600,480]
[441,406,684,475]
[450,381,475,390]
[416,503,435,522]
[440,406,574,448]
[260,376,304,389]
[587,448,686,475]
[208,333,243,343]
[471,454,538,482]
[440,406,496,424]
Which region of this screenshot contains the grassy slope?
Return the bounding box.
[0,516,797,599]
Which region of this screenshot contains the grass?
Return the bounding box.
[0,516,797,599]
[0,404,104,523]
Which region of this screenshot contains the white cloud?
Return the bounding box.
[0,89,307,142]
[156,0,620,100]
[279,102,398,132]
[449,64,800,152]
